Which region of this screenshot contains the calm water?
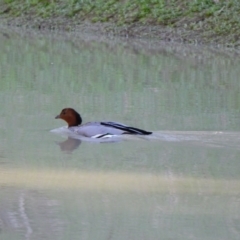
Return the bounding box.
[0,28,240,240]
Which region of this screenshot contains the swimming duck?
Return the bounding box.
[55,108,152,138]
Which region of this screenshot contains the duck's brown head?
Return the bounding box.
[55,108,82,127]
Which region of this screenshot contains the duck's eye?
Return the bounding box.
[62,111,66,115]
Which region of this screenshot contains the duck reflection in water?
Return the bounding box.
[55,136,124,153]
[56,137,82,153]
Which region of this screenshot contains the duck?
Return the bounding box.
[55,108,152,138]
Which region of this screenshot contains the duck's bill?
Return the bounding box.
[55,115,60,119]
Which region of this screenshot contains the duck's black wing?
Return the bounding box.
[101,121,152,135]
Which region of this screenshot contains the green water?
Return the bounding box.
[0,29,240,240]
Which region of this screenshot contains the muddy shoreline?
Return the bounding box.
[1,15,240,48]
[1,16,192,42]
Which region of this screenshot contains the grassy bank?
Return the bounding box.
[0,0,240,45]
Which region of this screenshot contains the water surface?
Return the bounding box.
[0,28,240,240]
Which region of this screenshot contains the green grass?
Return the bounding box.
[1,0,240,44]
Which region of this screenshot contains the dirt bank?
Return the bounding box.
[0,0,240,47]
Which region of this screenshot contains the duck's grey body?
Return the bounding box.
[69,121,152,138]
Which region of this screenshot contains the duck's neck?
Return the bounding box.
[68,112,82,127]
